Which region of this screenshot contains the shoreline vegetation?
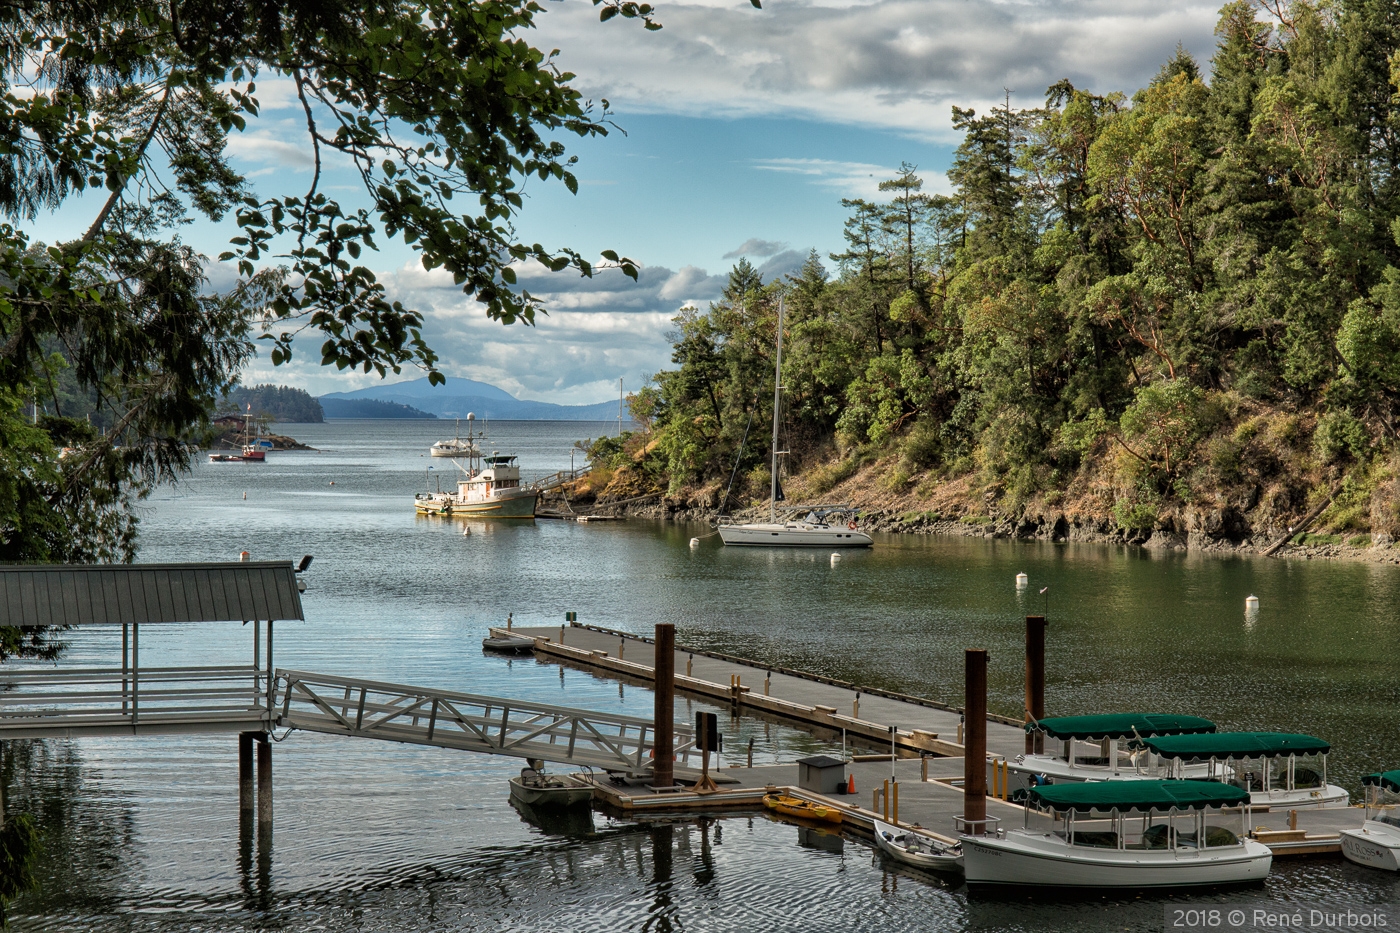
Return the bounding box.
[558,5,1400,570]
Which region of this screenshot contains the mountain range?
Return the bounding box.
[318,377,630,421]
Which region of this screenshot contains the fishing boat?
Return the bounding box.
[1136,732,1349,809]
[414,414,538,518]
[431,419,478,458]
[716,298,871,548]
[209,407,270,463]
[961,780,1272,889]
[508,767,594,808]
[872,818,963,873]
[762,792,843,824]
[1340,771,1400,870]
[1010,713,1218,788]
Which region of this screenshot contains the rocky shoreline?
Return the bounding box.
[556,491,1400,567]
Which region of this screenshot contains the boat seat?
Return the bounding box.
[1071,831,1119,849]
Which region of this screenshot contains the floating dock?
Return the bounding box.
[499,622,1358,857]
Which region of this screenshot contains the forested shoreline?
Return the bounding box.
[585,2,1400,554]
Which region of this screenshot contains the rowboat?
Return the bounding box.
[508,768,594,808]
[961,780,1272,889]
[1340,770,1400,871]
[763,792,843,824]
[872,818,963,873]
[482,633,535,653]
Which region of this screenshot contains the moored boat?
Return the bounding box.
[508,768,594,808]
[763,792,843,824]
[1340,770,1400,871]
[414,414,538,518]
[209,407,270,463]
[431,419,478,458]
[961,780,1272,889]
[872,818,963,873]
[1011,713,1217,789]
[1138,732,1350,809]
[483,633,535,653]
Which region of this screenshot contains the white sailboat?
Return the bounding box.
[717,297,872,548]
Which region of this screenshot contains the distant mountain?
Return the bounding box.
[319,398,436,419]
[318,376,630,421]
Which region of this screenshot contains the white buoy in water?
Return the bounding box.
[1245,594,1259,612]
[463,525,471,536]
[830,553,841,566]
[690,537,700,548]
[1016,572,1028,588]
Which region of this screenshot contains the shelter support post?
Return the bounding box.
[239,732,255,813]
[256,733,272,828]
[1025,615,1046,755]
[121,623,129,714]
[265,620,275,718]
[964,648,988,834]
[653,624,675,788]
[131,622,139,724]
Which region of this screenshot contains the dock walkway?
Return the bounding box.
[508,623,1028,760]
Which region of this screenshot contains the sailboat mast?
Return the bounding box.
[771,297,784,524]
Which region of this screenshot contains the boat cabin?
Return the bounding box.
[456,453,521,499]
[1362,771,1400,825]
[1138,732,1332,794]
[1023,780,1252,854]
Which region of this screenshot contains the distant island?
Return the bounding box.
[318,376,632,421]
[220,384,324,422]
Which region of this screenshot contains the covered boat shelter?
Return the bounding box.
[0,560,305,739]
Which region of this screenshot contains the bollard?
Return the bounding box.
[1025,615,1047,755]
[764,671,771,696]
[619,637,625,661]
[957,718,964,745]
[1289,809,1298,831]
[883,779,890,820]
[687,654,693,677]
[653,623,675,788]
[963,649,988,835]
[853,692,860,719]
[559,625,565,644]
[921,756,928,783]
[872,787,880,812]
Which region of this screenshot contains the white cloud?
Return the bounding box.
[530,0,1221,140]
[723,237,789,258]
[225,133,315,169]
[751,158,899,198]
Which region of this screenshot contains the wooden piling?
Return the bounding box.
[653,623,675,788]
[256,734,272,827]
[238,732,255,812]
[964,649,988,835]
[1025,615,1047,755]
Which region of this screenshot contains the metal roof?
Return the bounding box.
[0,562,305,626]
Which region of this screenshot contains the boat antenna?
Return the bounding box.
[770,297,784,524]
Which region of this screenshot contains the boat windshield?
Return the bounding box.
[1367,782,1400,825]
[1027,807,1245,851]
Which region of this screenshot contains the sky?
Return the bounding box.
[55,0,1229,404]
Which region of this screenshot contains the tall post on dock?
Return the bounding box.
[1025,615,1047,755]
[238,732,255,813]
[256,733,272,828]
[653,623,675,788]
[963,649,988,835]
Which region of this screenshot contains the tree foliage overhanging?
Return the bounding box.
[0,0,662,577]
[627,2,1400,538]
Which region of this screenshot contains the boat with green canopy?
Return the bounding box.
[1008,713,1217,791]
[961,779,1272,888]
[1340,770,1400,870]
[1138,732,1348,809]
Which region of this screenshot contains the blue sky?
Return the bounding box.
[52,0,1229,404]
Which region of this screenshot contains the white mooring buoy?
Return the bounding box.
[830,553,841,566]
[1245,594,1259,612]
[690,537,700,548]
[1016,572,1028,588]
[463,525,471,536]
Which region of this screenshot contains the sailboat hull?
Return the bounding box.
[717,523,872,547]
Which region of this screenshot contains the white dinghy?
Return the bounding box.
[1340,770,1400,871]
[961,780,1272,890]
[871,818,963,874]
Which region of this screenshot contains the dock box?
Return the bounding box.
[796,755,847,794]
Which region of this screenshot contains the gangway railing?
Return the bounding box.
[527,466,590,494]
[275,669,698,774]
[0,665,272,738]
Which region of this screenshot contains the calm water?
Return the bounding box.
[11,420,1400,930]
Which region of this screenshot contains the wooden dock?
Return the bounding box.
[505,622,1360,857]
[505,622,1029,760]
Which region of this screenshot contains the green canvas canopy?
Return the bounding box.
[1362,771,1400,793]
[1030,713,1217,741]
[1142,732,1330,760]
[1028,780,1250,814]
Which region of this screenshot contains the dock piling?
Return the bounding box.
[883,779,890,820]
[963,649,988,835]
[653,623,675,788]
[256,733,272,827]
[238,731,255,813]
[1025,615,1047,755]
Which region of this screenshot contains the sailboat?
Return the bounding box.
[716,297,872,548]
[209,406,269,463]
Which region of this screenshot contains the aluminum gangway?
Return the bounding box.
[274,669,700,775]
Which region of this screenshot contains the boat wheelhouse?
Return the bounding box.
[1010,713,1217,787]
[1139,732,1349,809]
[414,414,538,519]
[1340,770,1400,871]
[961,780,1272,889]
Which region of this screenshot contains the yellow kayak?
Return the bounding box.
[763,793,843,824]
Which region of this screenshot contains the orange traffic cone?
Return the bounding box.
[847,773,856,795]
